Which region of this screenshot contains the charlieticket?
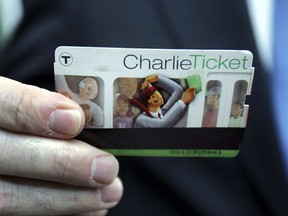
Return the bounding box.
[54,47,254,157]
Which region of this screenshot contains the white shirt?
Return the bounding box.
[248,0,288,179]
[246,0,274,71]
[0,0,23,50]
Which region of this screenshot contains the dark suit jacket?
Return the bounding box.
[1,0,287,215]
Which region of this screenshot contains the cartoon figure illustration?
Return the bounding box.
[132,74,196,128]
[113,95,134,128]
[56,75,104,128]
[80,104,94,128]
[75,77,104,127]
[202,86,222,127]
[116,77,140,117]
[78,77,98,100]
[228,101,244,127]
[118,77,138,99]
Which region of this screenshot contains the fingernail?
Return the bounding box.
[91,156,119,185]
[100,178,123,204]
[49,109,82,136]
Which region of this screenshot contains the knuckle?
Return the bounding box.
[23,137,43,170]
[34,189,54,215]
[0,131,43,175]
[53,143,78,180]
[0,131,11,170]
[4,87,31,132]
[0,177,14,215]
[13,91,27,131]
[0,177,55,216]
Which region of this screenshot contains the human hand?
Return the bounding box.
[146,75,158,83]
[140,75,158,90]
[0,77,123,215]
[181,87,196,104]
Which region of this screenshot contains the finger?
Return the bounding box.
[0,129,119,188]
[0,176,123,216]
[0,76,85,139]
[71,209,108,216]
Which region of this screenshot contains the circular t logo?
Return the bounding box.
[59,52,73,66]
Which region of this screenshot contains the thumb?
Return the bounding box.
[0,76,85,139]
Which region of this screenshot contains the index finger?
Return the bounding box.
[0,76,85,139]
[0,129,119,188]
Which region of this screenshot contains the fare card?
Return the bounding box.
[54,46,254,157]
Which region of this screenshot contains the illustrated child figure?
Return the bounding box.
[133,74,196,128]
[202,86,222,127]
[228,101,244,127]
[117,77,140,117]
[80,104,94,128]
[113,95,134,128]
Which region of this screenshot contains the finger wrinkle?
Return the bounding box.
[0,177,15,215]
[0,131,44,175]
[0,130,10,166]
[0,82,51,135]
[0,176,56,215]
[3,86,30,132]
[53,143,74,179]
[14,89,28,131]
[23,138,43,170]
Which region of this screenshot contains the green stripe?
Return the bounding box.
[104,149,239,158]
